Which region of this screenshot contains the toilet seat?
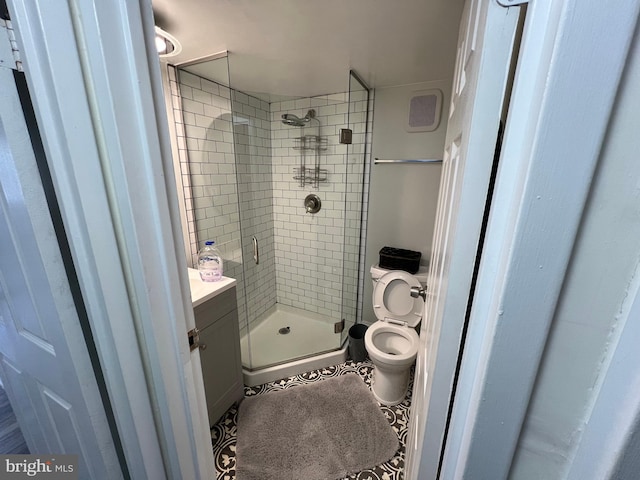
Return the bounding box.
[372,270,423,327]
[365,321,419,365]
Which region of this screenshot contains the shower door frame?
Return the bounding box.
[340,69,372,347]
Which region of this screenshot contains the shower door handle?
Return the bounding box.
[252,236,259,265]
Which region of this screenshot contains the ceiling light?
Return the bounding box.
[154,26,181,58]
[155,35,168,54]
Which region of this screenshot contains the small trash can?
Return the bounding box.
[348,323,369,362]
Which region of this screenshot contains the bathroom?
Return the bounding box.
[153,0,463,477]
[0,0,479,476]
[156,2,462,362]
[4,0,637,478]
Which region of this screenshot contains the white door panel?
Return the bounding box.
[7,0,217,474]
[0,67,122,479]
[406,0,519,478]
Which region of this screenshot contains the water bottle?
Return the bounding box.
[197,240,223,282]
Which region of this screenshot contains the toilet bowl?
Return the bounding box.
[365,264,427,405]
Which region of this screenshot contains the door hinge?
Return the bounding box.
[334,319,345,334]
[497,0,530,6]
[339,129,352,144]
[188,327,200,352]
[0,20,22,71]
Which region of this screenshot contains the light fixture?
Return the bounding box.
[155,35,169,54]
[154,26,181,58]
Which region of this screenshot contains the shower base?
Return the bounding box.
[240,304,348,387]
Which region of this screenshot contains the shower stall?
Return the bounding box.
[168,53,372,385]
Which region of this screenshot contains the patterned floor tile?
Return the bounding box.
[211,359,413,480]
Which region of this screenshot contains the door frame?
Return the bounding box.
[7,0,213,477]
[432,0,640,478]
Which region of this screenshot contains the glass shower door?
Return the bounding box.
[341,71,372,347]
[175,54,252,358]
[226,74,279,371]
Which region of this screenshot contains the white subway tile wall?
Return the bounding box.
[271,96,348,322]
[270,90,372,328]
[169,64,372,354]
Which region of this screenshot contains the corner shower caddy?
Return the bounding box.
[292,134,328,188]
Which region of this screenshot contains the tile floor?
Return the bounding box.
[211,359,413,480]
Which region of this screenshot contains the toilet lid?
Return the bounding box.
[372,270,424,327]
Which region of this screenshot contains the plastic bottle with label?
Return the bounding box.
[197,240,223,282]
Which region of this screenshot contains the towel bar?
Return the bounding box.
[374,158,443,164]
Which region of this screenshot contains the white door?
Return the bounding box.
[7,0,216,475]
[405,0,520,478]
[0,68,122,478]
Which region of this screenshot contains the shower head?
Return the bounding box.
[281,109,316,127]
[281,114,306,127]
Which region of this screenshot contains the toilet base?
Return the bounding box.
[371,365,411,406]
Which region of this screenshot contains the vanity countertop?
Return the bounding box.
[187,268,237,307]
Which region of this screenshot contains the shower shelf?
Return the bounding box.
[293,167,329,188]
[292,134,328,188]
[293,135,328,151]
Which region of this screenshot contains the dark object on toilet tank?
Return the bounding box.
[379,246,422,274]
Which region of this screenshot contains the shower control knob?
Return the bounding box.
[304,194,321,214]
[410,286,427,301]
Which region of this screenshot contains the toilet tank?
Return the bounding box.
[370,263,429,285]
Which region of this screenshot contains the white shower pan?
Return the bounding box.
[240,303,348,387]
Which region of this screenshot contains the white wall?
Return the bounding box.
[509,24,640,479]
[363,80,450,324]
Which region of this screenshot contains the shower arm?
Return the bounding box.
[306,117,321,136]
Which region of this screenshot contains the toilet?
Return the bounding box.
[365,264,428,406]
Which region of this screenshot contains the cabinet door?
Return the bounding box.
[198,309,244,425]
[194,287,237,330]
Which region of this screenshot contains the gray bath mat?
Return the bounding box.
[236,374,399,480]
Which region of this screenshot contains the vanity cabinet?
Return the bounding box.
[194,285,244,425]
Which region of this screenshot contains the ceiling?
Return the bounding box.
[152,0,465,99]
